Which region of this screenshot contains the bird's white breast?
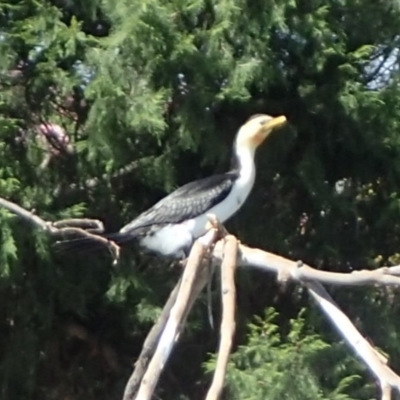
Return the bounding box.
[188,163,256,238]
[139,224,193,258]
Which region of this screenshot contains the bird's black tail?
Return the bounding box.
[54,232,134,254]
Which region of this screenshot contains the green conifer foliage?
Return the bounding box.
[1,0,400,398]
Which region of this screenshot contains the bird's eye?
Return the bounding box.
[259,119,268,126]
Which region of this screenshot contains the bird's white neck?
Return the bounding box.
[233,144,256,183]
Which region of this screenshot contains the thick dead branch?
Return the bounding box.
[305,280,400,395]
[123,281,181,400]
[135,228,218,400]
[384,265,400,276]
[206,235,238,400]
[210,243,400,397]
[381,383,392,400]
[211,243,400,287]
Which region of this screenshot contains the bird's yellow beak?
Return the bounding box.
[252,115,287,147]
[261,115,287,132]
[236,114,287,151]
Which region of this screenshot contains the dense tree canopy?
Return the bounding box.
[1,0,400,398]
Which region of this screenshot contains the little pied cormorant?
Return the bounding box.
[58,114,287,258]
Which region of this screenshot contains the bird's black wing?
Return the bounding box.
[120,171,239,234]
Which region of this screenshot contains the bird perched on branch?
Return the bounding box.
[57,114,287,258]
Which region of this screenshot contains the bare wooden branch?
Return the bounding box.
[384,265,400,276]
[0,197,105,235]
[381,383,392,400]
[206,213,229,237]
[206,235,238,400]
[0,196,120,262]
[305,280,400,394]
[135,228,218,400]
[211,243,400,287]
[52,218,104,233]
[4,195,400,288]
[210,243,400,396]
[0,197,52,232]
[123,281,181,400]
[55,227,120,262]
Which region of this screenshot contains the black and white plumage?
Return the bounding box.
[58,114,287,258]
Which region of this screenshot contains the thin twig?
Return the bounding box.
[55,227,120,262]
[179,257,215,336]
[0,196,119,262]
[206,235,238,400]
[0,197,52,232]
[52,218,104,233]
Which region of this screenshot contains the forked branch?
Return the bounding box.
[210,245,400,400]
[134,228,219,400]
[2,197,400,399]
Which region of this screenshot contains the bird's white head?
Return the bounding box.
[235,114,287,154]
